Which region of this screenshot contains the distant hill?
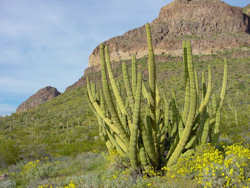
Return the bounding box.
[16,86,61,113]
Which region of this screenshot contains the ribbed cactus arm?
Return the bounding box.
[194,69,199,93]
[114,133,128,153]
[139,147,148,167]
[167,40,197,167]
[199,65,212,113]
[183,40,188,85]
[201,71,206,102]
[145,23,156,105]
[155,84,162,126]
[99,89,105,112]
[142,115,158,167]
[104,46,127,115]
[146,23,160,162]
[122,62,134,105]
[129,72,142,169]
[99,44,129,143]
[105,127,126,156]
[142,82,154,106]
[163,98,170,133]
[87,78,121,135]
[194,69,199,103]
[182,81,190,123]
[99,44,117,119]
[212,59,227,143]
[218,59,227,109]
[182,41,190,123]
[200,118,210,144]
[160,99,170,142]
[131,55,137,100]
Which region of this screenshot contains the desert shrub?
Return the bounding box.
[0,138,21,167]
[162,143,250,187]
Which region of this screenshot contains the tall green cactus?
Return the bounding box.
[129,72,142,168]
[87,23,228,171]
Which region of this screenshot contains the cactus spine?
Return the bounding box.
[87,24,227,171]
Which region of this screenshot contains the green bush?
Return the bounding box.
[0,138,21,167]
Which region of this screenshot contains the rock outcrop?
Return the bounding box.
[16,86,61,113]
[88,0,249,67]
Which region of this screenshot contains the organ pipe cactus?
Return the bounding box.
[87,23,228,171]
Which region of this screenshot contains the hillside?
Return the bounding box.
[1,49,249,165]
[16,86,61,113]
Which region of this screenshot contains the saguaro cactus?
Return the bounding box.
[87,23,227,171]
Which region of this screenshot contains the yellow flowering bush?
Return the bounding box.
[162,143,250,187]
[143,166,162,178]
[222,143,250,187]
[64,181,76,188]
[21,160,40,175]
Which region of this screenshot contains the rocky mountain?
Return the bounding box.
[16,86,61,113]
[65,0,250,91]
[88,0,249,67]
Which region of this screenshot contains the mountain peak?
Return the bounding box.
[16,86,61,113]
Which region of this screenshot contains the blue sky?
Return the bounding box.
[0,0,248,116]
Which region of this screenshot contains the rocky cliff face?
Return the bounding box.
[88,0,249,67]
[16,86,61,113]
